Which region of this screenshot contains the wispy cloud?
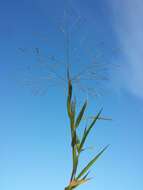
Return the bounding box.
[109,0,143,98]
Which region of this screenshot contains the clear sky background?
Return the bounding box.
[0,0,143,190]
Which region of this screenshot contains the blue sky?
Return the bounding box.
[0,0,143,190]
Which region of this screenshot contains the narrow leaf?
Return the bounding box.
[75,101,87,129]
[77,145,109,179]
[79,108,103,152]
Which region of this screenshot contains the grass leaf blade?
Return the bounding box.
[75,101,87,129]
[79,108,103,152]
[77,145,109,179]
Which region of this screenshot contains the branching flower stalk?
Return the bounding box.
[64,73,109,190]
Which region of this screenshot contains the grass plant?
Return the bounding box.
[64,74,109,190]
